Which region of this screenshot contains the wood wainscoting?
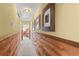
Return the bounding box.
[0,32,20,56]
[32,32,79,56]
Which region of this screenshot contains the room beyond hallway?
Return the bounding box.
[17,36,37,56]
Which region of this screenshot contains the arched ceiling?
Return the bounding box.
[16,3,41,21]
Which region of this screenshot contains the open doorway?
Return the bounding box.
[22,23,30,39]
[20,20,32,40]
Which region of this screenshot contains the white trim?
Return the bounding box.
[44,8,51,27]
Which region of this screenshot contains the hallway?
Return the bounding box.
[0,3,79,56]
[17,37,37,56]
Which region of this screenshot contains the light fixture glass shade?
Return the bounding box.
[24,8,31,13]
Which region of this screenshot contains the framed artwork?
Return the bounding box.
[35,14,41,31]
[32,21,34,31]
[44,8,51,27]
[42,3,55,32]
[33,20,36,31]
[39,14,41,30]
[36,16,40,30]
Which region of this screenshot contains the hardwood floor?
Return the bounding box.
[32,32,79,56]
[17,37,37,56]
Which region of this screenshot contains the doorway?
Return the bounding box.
[22,23,30,39]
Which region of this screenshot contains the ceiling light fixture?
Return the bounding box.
[24,7,32,13]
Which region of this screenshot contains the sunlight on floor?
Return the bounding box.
[17,36,37,56]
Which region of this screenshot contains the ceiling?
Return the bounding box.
[16,3,41,21]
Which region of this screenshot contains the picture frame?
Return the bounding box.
[39,14,41,30]
[35,14,41,31]
[42,3,55,32]
[44,8,51,27]
[36,16,40,30]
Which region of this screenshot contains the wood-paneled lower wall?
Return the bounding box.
[32,32,79,56]
[0,32,20,56]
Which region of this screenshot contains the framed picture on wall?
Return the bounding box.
[42,3,55,32]
[36,16,40,30]
[39,14,41,30]
[44,8,51,27]
[36,14,41,30]
[33,20,36,31]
